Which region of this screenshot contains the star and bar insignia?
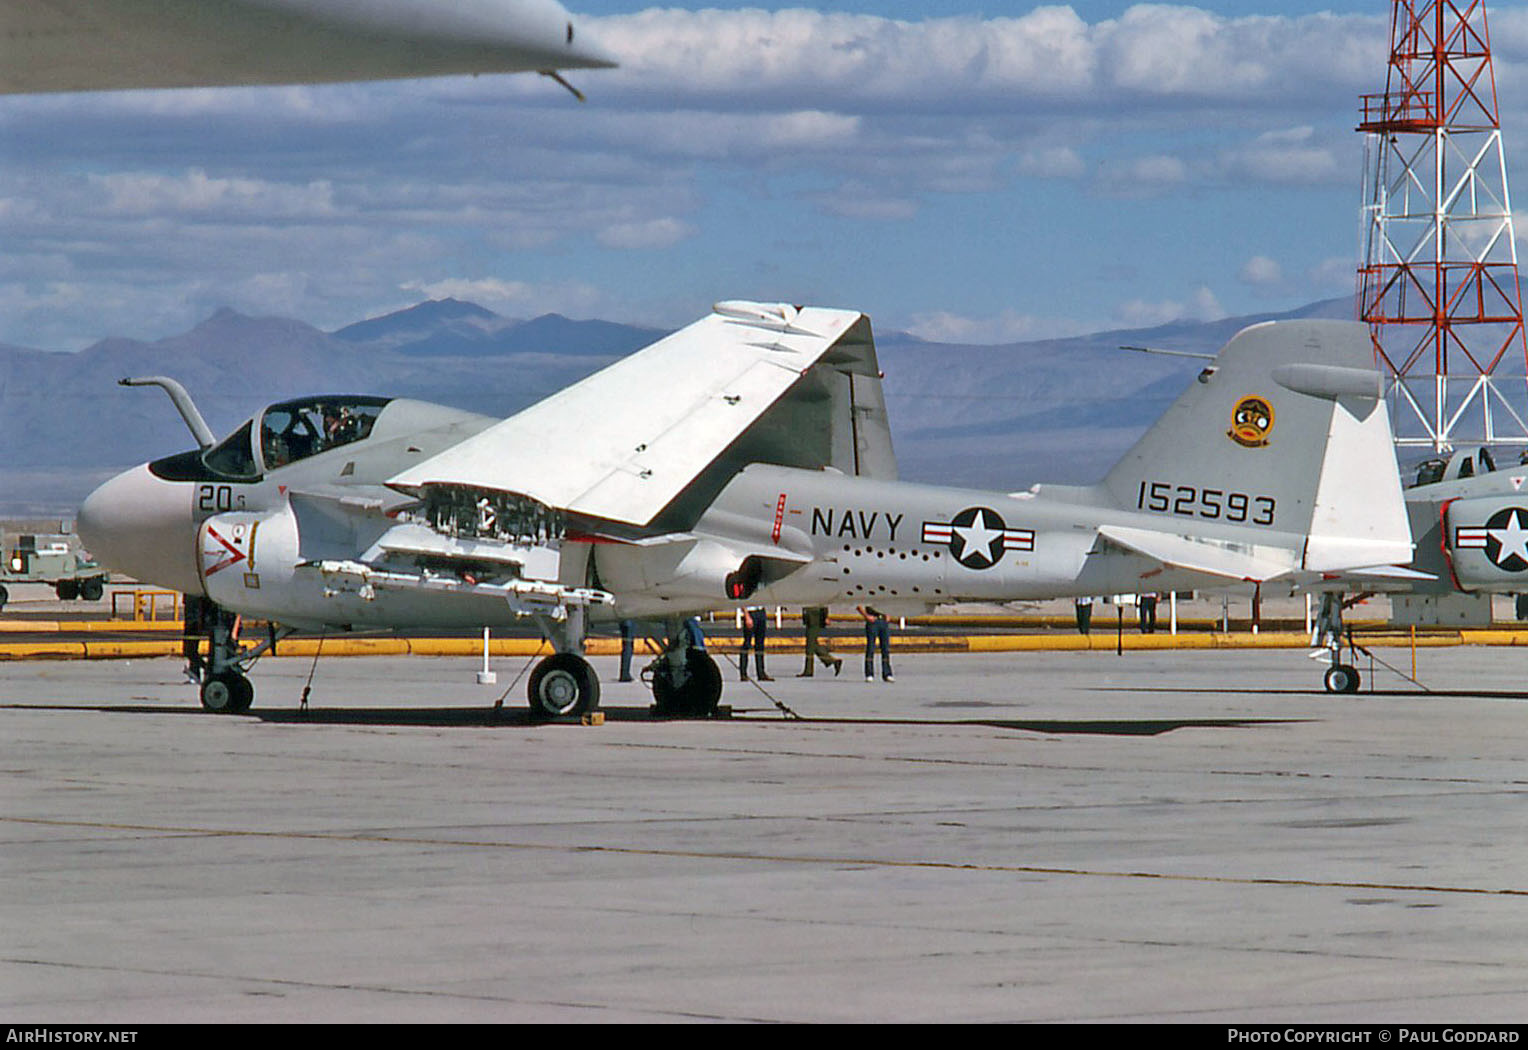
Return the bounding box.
[1456,506,1528,573]
[922,506,1034,570]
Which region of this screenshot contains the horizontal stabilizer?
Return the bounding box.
[1335,565,1436,581]
[1098,524,1299,583]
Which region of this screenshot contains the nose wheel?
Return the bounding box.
[184,597,290,713]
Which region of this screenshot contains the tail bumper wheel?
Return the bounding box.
[527,653,600,719]
[1323,664,1361,694]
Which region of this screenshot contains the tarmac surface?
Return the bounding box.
[3,645,1528,1023]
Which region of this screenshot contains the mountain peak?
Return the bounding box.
[330,297,506,346]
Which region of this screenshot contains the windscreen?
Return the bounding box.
[200,420,259,480]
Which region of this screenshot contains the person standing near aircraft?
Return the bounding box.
[857,605,894,682]
[1074,596,1093,635]
[739,606,772,681]
[618,619,635,682]
[797,606,842,677]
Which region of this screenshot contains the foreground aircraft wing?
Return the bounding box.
[388,302,881,527]
[0,0,615,94]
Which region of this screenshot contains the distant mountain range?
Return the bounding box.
[331,298,669,358]
[0,295,1355,516]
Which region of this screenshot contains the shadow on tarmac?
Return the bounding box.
[2,702,1296,736]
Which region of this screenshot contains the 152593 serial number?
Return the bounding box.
[1136,481,1276,526]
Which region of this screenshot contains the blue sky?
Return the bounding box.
[3,2,1527,349]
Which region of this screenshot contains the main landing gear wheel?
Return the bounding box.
[200,671,254,713]
[1323,664,1361,694]
[527,652,600,719]
[651,650,723,718]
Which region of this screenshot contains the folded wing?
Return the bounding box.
[387,301,889,528]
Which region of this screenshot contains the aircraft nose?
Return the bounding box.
[78,465,203,595]
[560,12,620,70]
[513,0,621,70]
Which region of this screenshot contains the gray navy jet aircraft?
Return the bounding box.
[79,303,1414,717]
[0,0,616,94]
[1299,443,1528,692]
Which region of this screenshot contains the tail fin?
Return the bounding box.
[1102,320,1412,572]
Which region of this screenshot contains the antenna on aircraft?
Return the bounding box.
[1118,345,1215,361]
[539,70,587,102]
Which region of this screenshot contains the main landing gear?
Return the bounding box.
[646,644,723,718]
[525,612,725,720]
[527,651,601,719]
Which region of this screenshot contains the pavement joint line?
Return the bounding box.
[6,815,1524,899]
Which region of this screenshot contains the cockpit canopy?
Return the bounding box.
[259,396,387,470]
[1410,447,1505,488]
[151,395,392,483]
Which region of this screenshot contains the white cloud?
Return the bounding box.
[596,217,696,250]
[579,6,1386,110]
[90,169,338,219]
[1218,126,1345,185]
[906,308,1094,345]
[1095,153,1189,197]
[1239,255,1284,287]
[1114,285,1226,328]
[0,5,1426,350]
[1016,146,1085,179]
[1308,256,1361,297]
[803,181,918,221]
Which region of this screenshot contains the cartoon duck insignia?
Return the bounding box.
[1228,395,1274,448]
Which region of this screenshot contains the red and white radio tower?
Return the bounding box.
[1358,0,1528,451]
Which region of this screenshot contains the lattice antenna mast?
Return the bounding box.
[1358,0,1528,451]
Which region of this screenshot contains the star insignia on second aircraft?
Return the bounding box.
[1456,506,1528,572]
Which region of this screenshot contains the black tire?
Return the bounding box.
[1323,664,1360,694]
[78,577,104,602]
[55,579,78,601]
[0,583,8,612]
[201,671,254,713]
[652,650,723,718]
[527,653,600,719]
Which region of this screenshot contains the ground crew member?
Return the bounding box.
[857,604,894,682]
[739,606,772,681]
[798,606,842,677]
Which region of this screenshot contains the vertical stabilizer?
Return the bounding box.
[1102,320,1412,570]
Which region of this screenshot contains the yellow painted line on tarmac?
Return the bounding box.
[5,628,1528,661]
[0,619,183,634]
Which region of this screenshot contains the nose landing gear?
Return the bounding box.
[184,595,288,713]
